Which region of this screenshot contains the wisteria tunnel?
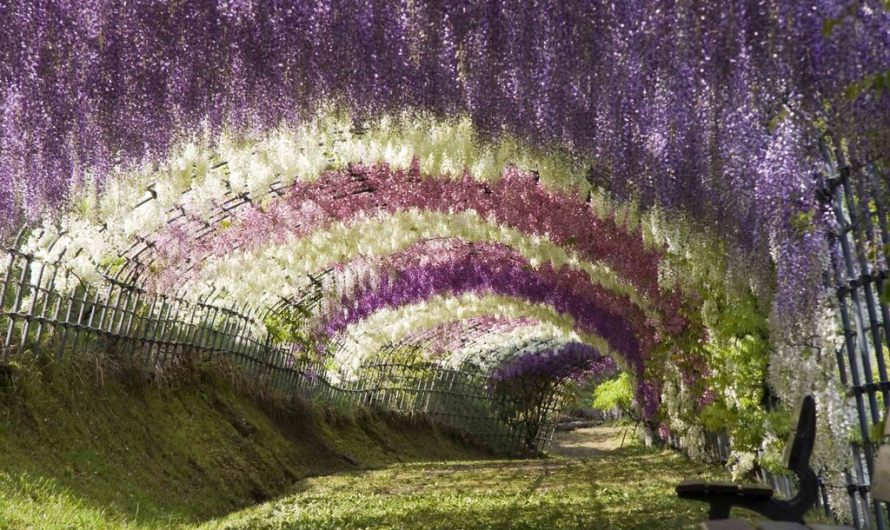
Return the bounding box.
[0,2,889,529]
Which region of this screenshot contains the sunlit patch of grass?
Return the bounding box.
[0,352,835,530]
[201,440,729,530]
[0,471,177,529]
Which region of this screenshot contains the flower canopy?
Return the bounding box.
[1,0,889,500]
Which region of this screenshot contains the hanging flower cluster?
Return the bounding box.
[375,315,539,363]
[3,1,887,320]
[10,111,584,282]
[490,343,618,384]
[326,292,618,378]
[171,205,670,328]
[315,239,653,372]
[149,163,678,321]
[3,1,887,223]
[451,329,580,373]
[365,316,595,374]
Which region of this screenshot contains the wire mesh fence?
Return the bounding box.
[0,235,565,455]
[817,146,890,529]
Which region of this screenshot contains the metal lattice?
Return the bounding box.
[818,143,890,529]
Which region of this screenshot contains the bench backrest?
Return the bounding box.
[782,396,816,473]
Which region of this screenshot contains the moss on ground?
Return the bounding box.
[0,353,489,529]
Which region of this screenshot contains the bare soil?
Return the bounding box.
[549,424,639,458]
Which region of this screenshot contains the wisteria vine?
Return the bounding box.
[2,1,888,504]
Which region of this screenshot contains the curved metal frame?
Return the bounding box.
[0,220,571,454]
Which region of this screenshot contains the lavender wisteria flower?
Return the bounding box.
[3,1,886,352]
[317,239,651,369]
[150,163,679,319]
[489,343,618,385]
[2,2,886,272]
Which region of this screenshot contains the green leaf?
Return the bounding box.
[871,418,887,444]
[874,72,886,94]
[790,209,816,235]
[767,107,788,133]
[846,69,890,101]
[845,79,866,101]
[592,373,633,412]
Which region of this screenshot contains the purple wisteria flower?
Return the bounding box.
[489,343,618,384]
[318,239,653,371]
[152,164,687,329]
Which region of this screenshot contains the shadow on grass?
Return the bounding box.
[202,437,727,530]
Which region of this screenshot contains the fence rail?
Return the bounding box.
[0,237,565,455]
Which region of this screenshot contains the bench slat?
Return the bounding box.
[701,520,757,530]
[738,484,774,498]
[754,522,809,530]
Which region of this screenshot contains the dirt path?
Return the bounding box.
[549,424,637,458]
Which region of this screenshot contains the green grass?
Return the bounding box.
[200,437,726,530]
[0,353,489,529]
[0,353,838,530]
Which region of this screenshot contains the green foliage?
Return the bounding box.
[790,209,817,236]
[262,312,287,342]
[592,373,634,415]
[845,69,890,101]
[99,254,127,272]
[492,374,568,452]
[881,279,890,305]
[700,288,776,453]
[871,418,887,444]
[263,305,315,352]
[643,222,776,457]
[764,409,794,441]
[698,402,736,433]
[373,344,428,365]
[767,106,789,134]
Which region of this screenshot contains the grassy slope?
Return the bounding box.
[0,355,835,530]
[0,354,489,529]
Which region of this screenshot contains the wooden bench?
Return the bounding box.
[679,395,856,530]
[676,396,820,522]
[696,522,852,530]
